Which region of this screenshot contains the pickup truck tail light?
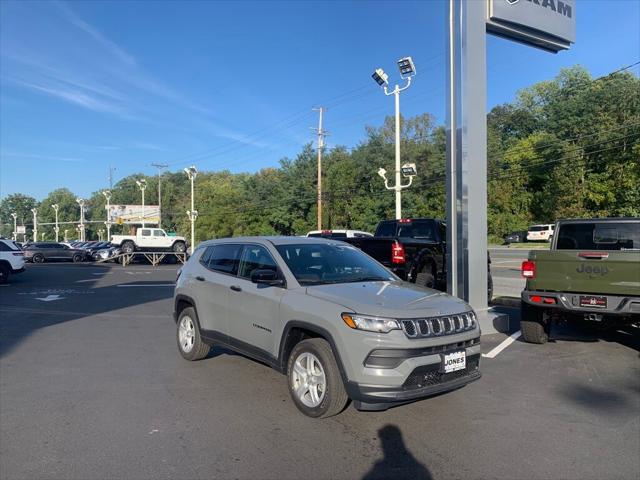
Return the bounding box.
[521,260,536,279]
[391,242,405,264]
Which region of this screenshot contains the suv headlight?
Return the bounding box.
[341,313,400,333]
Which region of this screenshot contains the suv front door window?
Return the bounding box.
[227,244,284,356]
[194,244,243,335]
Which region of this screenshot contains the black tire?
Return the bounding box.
[176,307,211,361]
[287,338,348,419]
[72,254,83,263]
[0,263,9,284]
[520,302,550,344]
[32,253,45,264]
[487,272,494,304]
[415,263,436,289]
[172,241,186,253]
[121,241,135,254]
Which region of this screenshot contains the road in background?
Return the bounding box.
[490,247,529,300]
[1,264,638,480]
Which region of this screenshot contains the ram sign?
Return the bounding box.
[486,0,576,52]
[106,205,160,225]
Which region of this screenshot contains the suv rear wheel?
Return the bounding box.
[287,338,348,418]
[32,253,45,263]
[520,302,550,344]
[0,263,9,284]
[176,307,211,361]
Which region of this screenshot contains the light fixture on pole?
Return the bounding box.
[10,213,17,241]
[52,204,60,242]
[135,179,147,228]
[76,198,85,242]
[31,208,38,242]
[183,165,198,254]
[102,190,112,241]
[371,56,417,219]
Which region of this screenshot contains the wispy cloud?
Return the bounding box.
[1,151,86,163]
[53,1,136,67]
[11,77,126,115]
[131,142,163,151]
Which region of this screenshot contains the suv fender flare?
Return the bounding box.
[278,320,350,385]
[174,294,197,323]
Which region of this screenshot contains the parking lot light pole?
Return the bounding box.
[102,190,112,241]
[136,179,147,228]
[184,165,198,254]
[64,229,69,242]
[31,208,38,242]
[10,213,17,241]
[76,198,85,242]
[371,57,417,219]
[52,204,60,242]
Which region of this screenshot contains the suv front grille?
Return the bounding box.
[402,355,480,390]
[401,312,476,338]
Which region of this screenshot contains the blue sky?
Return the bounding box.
[1,0,638,200]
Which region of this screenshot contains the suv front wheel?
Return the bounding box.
[287,338,348,418]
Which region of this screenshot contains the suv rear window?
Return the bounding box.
[202,244,242,275]
[0,240,20,251]
[556,222,640,250]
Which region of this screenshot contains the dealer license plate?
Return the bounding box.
[442,351,466,373]
[579,295,607,308]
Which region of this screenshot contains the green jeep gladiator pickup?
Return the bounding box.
[520,218,640,344]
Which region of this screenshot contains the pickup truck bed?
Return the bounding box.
[520,218,640,343]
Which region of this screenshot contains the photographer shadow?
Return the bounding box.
[362,425,432,480]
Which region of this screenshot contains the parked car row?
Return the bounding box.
[503,224,556,244]
[21,241,121,263]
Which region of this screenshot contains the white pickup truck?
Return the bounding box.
[111,228,188,254]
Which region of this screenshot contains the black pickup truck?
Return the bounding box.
[344,218,493,301]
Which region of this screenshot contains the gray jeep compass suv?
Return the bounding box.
[173,237,481,418]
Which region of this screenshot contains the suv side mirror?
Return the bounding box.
[250,269,284,286]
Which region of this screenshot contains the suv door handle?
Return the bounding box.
[230,285,242,292]
[195,276,205,281]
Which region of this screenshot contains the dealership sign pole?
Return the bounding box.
[445,0,575,310]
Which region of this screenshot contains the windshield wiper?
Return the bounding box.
[344,276,390,283]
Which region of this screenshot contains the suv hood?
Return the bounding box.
[305,281,472,318]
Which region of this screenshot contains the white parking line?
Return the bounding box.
[116,284,174,287]
[482,330,522,358]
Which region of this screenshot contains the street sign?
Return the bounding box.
[486,0,575,53]
[16,226,26,234]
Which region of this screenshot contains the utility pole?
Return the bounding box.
[31,208,38,242]
[52,204,59,242]
[108,166,116,190]
[312,107,328,230]
[151,163,168,228]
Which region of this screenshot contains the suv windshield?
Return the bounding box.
[276,243,394,286]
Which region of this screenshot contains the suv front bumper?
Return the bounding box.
[345,352,481,411]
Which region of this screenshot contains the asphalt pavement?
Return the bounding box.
[1,263,638,480]
[489,247,529,300]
